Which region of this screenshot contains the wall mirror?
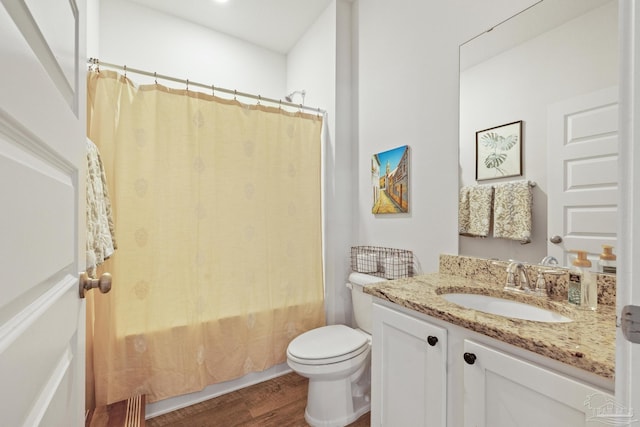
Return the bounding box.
[458,0,618,266]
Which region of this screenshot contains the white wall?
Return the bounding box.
[354,0,538,273]
[287,1,356,326]
[459,2,618,263]
[97,0,286,98]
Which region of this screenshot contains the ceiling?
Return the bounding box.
[126,0,334,54]
[461,0,613,70]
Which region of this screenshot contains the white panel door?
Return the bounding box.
[371,303,447,427]
[618,0,640,418]
[547,87,618,267]
[0,0,86,426]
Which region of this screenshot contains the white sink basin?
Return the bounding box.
[441,293,572,323]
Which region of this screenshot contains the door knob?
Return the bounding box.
[427,336,438,346]
[79,272,112,298]
[549,235,563,244]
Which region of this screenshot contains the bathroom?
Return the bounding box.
[1,0,639,425]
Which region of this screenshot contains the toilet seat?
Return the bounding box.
[287,325,370,366]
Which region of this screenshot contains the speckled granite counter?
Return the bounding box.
[363,256,616,380]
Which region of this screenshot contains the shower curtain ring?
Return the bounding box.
[186,79,189,91]
[234,90,237,100]
[154,72,157,85]
[258,95,261,105]
[211,84,215,96]
[123,65,127,78]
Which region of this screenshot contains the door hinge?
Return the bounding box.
[621,305,640,344]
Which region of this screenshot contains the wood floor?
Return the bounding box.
[147,372,371,427]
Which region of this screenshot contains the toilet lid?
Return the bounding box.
[287,325,369,363]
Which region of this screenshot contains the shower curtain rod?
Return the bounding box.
[87,58,326,115]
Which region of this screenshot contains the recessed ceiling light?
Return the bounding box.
[214,0,229,3]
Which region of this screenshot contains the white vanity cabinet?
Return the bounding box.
[371,300,614,427]
[371,303,447,427]
[462,340,613,427]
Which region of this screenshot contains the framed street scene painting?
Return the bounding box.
[371,145,409,214]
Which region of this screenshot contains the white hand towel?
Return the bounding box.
[493,181,532,244]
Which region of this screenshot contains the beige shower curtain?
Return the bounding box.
[86,70,325,406]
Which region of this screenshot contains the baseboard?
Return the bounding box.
[145,363,292,419]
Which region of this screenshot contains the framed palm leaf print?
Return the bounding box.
[476,120,523,181]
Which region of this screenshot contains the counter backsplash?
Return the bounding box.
[439,254,616,306]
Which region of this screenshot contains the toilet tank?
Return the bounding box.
[346,272,386,334]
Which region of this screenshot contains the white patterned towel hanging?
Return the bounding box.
[86,138,117,278]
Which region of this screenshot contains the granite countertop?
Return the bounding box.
[364,272,616,380]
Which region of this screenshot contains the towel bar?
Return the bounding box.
[491,180,536,189]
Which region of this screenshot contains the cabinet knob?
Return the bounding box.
[427,336,438,346]
[463,352,477,365]
[549,235,563,244]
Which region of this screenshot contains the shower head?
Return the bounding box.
[285,90,306,104]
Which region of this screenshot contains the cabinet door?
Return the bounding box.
[463,340,613,427]
[371,304,447,427]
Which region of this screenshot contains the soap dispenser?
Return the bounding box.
[568,250,596,310]
[599,245,617,274]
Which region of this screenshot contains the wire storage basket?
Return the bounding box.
[350,246,415,279]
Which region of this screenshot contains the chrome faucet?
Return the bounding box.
[504,261,531,293]
[540,255,559,266]
[533,269,548,296]
[504,262,517,290]
[514,263,531,292]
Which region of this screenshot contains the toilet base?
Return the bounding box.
[302,358,371,427]
[305,394,370,427]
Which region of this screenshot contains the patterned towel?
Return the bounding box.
[493,181,532,244]
[458,185,493,237]
[86,138,117,278]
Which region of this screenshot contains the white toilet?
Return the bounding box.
[286,272,384,427]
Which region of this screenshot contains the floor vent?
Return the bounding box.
[85,394,146,427]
